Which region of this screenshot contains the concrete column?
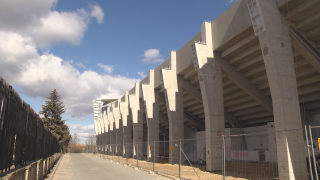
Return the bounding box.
[120,92,133,158]
[248,0,307,178]
[97,115,103,153]
[142,70,160,162]
[113,100,123,156]
[160,51,184,164]
[129,83,144,159]
[100,114,105,154]
[108,106,116,155]
[103,110,110,154]
[94,120,99,152]
[192,22,225,171]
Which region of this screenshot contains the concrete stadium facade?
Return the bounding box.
[93,0,320,179]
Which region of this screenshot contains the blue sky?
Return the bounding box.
[0,0,236,142]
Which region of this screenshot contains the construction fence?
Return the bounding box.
[91,127,316,180]
[0,77,60,173]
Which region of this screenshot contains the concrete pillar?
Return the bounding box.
[142,70,160,162]
[100,114,105,154]
[113,100,123,156]
[103,110,110,154]
[120,92,133,158]
[191,22,225,171]
[97,116,103,153]
[247,0,308,178]
[160,51,184,164]
[129,83,144,159]
[108,106,116,155]
[94,120,99,152]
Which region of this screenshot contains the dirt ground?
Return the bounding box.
[93,154,279,180]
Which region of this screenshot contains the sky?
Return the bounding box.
[0,0,237,143]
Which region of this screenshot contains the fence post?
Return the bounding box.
[153,141,155,172]
[137,142,139,168]
[179,139,181,179]
[126,143,128,165]
[118,144,120,163]
[222,135,226,180]
[112,144,114,161]
[309,125,319,180]
[305,125,314,180]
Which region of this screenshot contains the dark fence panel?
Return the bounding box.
[0,77,60,173]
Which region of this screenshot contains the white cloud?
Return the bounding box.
[142,48,164,63]
[76,62,85,68]
[32,10,89,48]
[90,5,104,24]
[0,0,104,48]
[98,63,113,74]
[68,124,95,143]
[0,31,139,118]
[226,0,237,5]
[0,2,130,120]
[138,72,146,78]
[0,0,57,32]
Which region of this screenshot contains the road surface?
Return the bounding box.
[52,154,170,180]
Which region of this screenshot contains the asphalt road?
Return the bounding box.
[51,154,170,180]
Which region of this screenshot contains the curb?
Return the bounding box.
[48,155,62,180]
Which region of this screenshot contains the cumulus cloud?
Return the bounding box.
[0,1,127,120]
[32,10,89,48]
[0,0,57,32]
[0,31,139,119]
[142,48,164,63]
[138,72,146,78]
[0,0,104,48]
[90,5,104,24]
[98,63,113,74]
[68,124,96,143]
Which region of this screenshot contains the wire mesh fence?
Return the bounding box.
[136,142,153,171]
[92,127,315,180]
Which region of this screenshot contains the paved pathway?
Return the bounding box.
[52,154,170,180]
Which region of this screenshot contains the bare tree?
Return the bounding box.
[70,133,81,153]
[85,135,96,153]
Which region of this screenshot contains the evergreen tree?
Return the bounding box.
[40,89,71,152]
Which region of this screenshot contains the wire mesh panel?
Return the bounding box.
[180,137,224,180]
[126,143,137,167]
[116,144,126,164]
[137,142,153,171]
[306,125,320,179]
[154,140,180,177]
[224,130,279,179]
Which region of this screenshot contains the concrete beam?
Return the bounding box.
[120,91,133,158]
[141,69,160,162]
[289,28,320,74]
[160,51,184,164]
[304,102,320,110]
[218,58,273,113]
[129,82,144,159]
[159,112,169,125]
[107,106,116,155]
[183,110,205,131]
[251,0,308,178]
[221,33,258,59]
[296,9,320,31]
[191,22,225,171]
[182,78,237,125]
[112,100,123,155]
